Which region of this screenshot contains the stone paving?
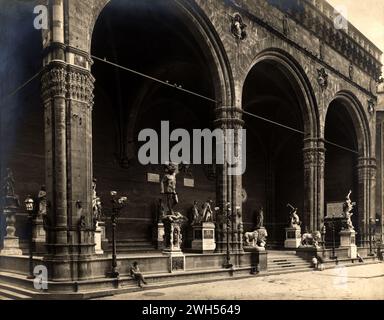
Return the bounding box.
[100,263,384,300]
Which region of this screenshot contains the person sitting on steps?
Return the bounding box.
[130,261,148,288]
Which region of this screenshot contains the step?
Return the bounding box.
[0,288,32,300]
[0,282,38,297]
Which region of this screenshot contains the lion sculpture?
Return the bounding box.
[243,228,268,248]
[301,231,321,248]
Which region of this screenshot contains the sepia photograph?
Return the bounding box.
[0,0,383,308]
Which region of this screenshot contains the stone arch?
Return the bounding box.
[89,0,235,108]
[241,47,324,236]
[324,90,375,245]
[241,48,320,139]
[326,90,372,158]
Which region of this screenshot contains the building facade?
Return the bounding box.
[0,0,382,294]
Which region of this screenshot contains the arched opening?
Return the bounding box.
[324,95,365,245]
[91,0,226,251]
[0,1,43,250]
[242,54,315,247]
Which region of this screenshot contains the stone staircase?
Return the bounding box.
[267,251,314,274]
[106,240,157,254]
[0,282,34,300]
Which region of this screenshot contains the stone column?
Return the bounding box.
[303,138,325,232]
[214,106,244,253]
[357,157,377,246]
[40,2,96,281]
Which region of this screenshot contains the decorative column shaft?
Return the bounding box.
[40,2,96,281]
[214,106,244,254]
[303,138,325,232]
[357,157,377,245]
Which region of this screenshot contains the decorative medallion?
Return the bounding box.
[317,67,328,91]
[367,98,375,114]
[230,13,247,40]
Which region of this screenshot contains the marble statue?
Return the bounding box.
[201,200,214,223]
[2,168,20,208]
[256,207,264,229]
[92,178,102,222]
[301,231,322,248]
[192,201,201,225]
[243,228,268,248]
[3,168,16,198]
[160,163,178,214]
[342,190,356,230]
[38,185,47,217]
[287,204,301,228]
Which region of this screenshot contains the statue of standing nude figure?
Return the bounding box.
[160,163,178,215]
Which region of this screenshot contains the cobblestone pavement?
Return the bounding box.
[101,263,384,300]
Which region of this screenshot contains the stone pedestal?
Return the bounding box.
[191,222,216,253]
[1,209,22,256]
[244,246,268,272]
[94,221,104,255]
[339,229,357,259]
[157,222,165,250]
[32,217,46,254]
[164,251,186,273]
[284,226,301,248]
[163,219,185,272]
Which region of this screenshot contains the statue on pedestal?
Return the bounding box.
[160,163,187,252]
[342,190,356,230]
[0,168,22,255]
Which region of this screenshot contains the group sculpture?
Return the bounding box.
[342,190,356,231]
[192,200,215,225]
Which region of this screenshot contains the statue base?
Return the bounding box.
[94,222,104,255]
[162,218,184,253]
[0,237,22,256]
[284,226,301,249]
[163,251,185,273]
[339,229,357,259]
[191,222,216,253]
[157,223,165,250]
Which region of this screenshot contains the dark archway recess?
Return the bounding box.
[242,60,305,247]
[324,100,359,245]
[91,0,219,250]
